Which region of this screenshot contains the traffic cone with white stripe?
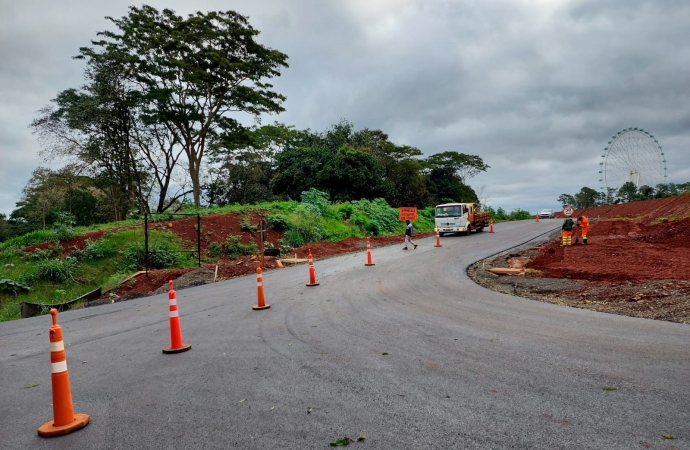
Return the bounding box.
[253,261,271,310]
[434,228,442,247]
[489,219,494,233]
[365,238,375,266]
[306,249,319,286]
[163,281,191,354]
[535,214,539,222]
[37,309,90,437]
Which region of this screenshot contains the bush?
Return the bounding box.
[0,279,31,295]
[119,243,180,271]
[281,230,304,248]
[267,214,289,232]
[52,210,77,241]
[301,188,330,216]
[34,258,79,283]
[71,239,117,261]
[25,242,62,261]
[224,235,258,258]
[347,198,399,235]
[240,216,257,232]
[207,242,223,258]
[54,225,75,242]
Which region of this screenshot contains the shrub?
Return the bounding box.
[25,242,62,262]
[347,198,398,235]
[207,242,223,258]
[54,225,75,242]
[281,230,304,248]
[301,188,330,216]
[240,216,257,232]
[267,214,289,232]
[81,239,116,260]
[224,235,258,258]
[0,279,31,295]
[34,258,79,283]
[52,210,77,241]
[119,243,180,271]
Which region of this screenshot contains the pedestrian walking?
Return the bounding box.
[561,216,574,246]
[403,220,418,250]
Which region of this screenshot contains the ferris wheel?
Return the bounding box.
[599,128,667,195]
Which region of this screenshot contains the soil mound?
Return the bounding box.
[472,195,690,324]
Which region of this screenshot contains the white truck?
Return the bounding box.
[434,202,490,236]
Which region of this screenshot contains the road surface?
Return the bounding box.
[1,219,688,449]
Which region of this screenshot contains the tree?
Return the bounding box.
[638,185,655,199]
[31,56,148,220]
[424,151,489,184]
[16,168,65,229]
[425,167,478,205]
[271,122,391,201]
[573,187,599,209]
[82,5,289,206]
[558,194,575,207]
[617,182,638,202]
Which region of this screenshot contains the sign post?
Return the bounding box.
[398,207,418,221]
[258,219,267,267]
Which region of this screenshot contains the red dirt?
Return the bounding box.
[112,230,434,298]
[514,193,690,323]
[23,230,105,254]
[527,216,690,282]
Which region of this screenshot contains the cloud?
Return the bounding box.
[1,0,688,216]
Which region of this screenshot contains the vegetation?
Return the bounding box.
[559,182,690,209]
[9,3,488,243]
[484,207,533,222]
[0,191,441,322]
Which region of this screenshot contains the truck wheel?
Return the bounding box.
[439,232,445,237]
[476,226,484,232]
[465,226,472,236]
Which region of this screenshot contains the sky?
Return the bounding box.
[1,0,689,216]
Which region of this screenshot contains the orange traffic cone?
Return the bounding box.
[37,309,90,437]
[253,261,271,310]
[163,281,191,354]
[535,214,539,222]
[365,238,375,266]
[489,219,494,233]
[434,228,442,247]
[306,249,319,286]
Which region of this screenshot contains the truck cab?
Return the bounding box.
[434,202,488,236]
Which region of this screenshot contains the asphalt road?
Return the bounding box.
[1,219,688,449]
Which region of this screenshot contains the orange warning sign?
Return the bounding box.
[398,207,418,221]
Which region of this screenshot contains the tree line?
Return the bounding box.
[1,5,489,242]
[558,182,690,209]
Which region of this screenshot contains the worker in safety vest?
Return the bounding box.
[577,215,589,245]
[561,217,574,246]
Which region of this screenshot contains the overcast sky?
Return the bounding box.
[1,0,689,216]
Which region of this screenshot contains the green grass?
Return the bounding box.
[0,227,198,322]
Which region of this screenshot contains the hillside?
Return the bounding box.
[0,199,436,321]
[474,192,690,324]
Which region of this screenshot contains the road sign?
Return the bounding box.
[398,207,418,221]
[563,206,574,217]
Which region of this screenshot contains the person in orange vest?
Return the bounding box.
[577,215,589,244]
[561,216,574,246]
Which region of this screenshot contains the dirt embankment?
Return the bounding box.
[20,210,433,301]
[471,193,690,325]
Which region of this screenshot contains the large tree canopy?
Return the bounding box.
[80,5,289,206]
[425,151,490,184]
